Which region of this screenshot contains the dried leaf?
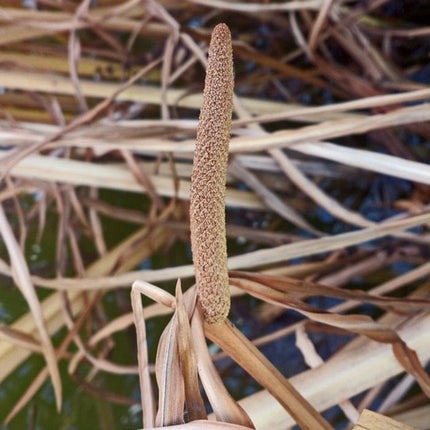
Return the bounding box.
[204,320,333,430]
[155,307,185,426]
[229,271,430,314]
[352,409,416,430]
[131,282,157,428]
[270,148,373,228]
[191,310,254,428]
[5,367,51,424]
[0,325,42,353]
[229,159,322,236]
[0,204,62,410]
[229,273,430,396]
[308,0,333,53]
[227,213,430,269]
[175,280,206,421]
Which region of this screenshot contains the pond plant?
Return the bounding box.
[0,3,429,430]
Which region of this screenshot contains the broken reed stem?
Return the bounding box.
[190,23,234,324]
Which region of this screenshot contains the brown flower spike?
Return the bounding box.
[190,23,233,324]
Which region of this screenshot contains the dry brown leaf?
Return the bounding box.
[0,325,42,353]
[229,273,430,397]
[205,320,333,430]
[70,372,138,407]
[229,271,430,314]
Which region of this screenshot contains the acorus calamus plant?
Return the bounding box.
[131,23,334,430]
[188,23,333,430]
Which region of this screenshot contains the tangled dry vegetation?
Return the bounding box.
[0,1,429,429]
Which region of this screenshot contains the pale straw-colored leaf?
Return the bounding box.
[229,103,430,153]
[270,148,373,228]
[191,309,254,428]
[88,187,107,256]
[155,312,185,426]
[291,141,430,185]
[352,409,416,430]
[131,280,164,428]
[175,281,206,421]
[0,152,263,211]
[133,279,176,310]
[228,212,430,269]
[234,87,430,126]
[19,212,430,294]
[185,0,322,12]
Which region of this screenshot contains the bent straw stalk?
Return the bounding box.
[190,23,233,324]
